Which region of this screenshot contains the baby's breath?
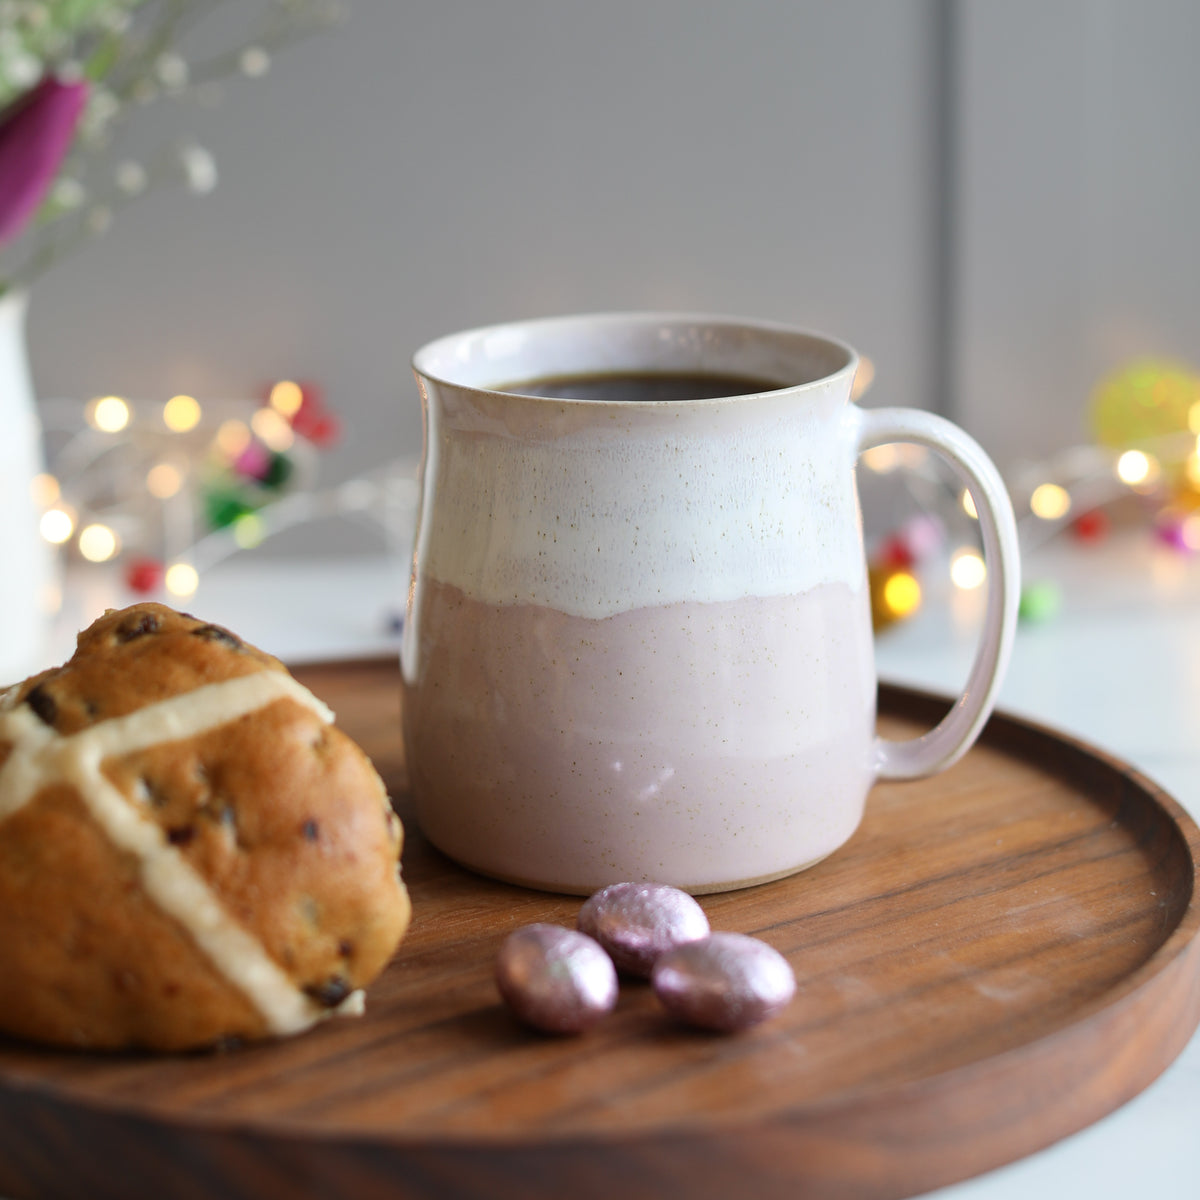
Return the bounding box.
[0,0,341,295]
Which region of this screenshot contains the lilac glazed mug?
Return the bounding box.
[402,313,1020,894]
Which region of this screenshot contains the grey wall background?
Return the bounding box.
[22,0,1200,505]
[26,0,941,488]
[956,0,1200,467]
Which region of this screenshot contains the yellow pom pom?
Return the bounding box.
[1091,360,1200,451]
[869,563,922,632]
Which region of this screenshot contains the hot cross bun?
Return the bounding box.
[0,603,410,1051]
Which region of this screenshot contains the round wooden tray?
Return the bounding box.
[0,659,1198,1200]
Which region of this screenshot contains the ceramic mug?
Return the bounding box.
[402,313,1020,894]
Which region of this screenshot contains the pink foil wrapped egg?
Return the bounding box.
[578,882,710,978]
[652,932,796,1032]
[495,924,618,1034]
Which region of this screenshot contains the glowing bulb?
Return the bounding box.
[898,444,929,468]
[30,473,60,507]
[251,406,294,451]
[850,356,876,402]
[146,462,184,499]
[1029,483,1071,521]
[165,562,199,597]
[862,444,899,473]
[269,379,304,417]
[78,523,119,563]
[950,549,987,590]
[40,579,62,615]
[40,507,74,544]
[88,395,131,433]
[961,489,978,519]
[882,571,921,618]
[162,394,201,432]
[1116,449,1154,486]
[215,419,252,459]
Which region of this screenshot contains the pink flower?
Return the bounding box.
[0,77,89,246]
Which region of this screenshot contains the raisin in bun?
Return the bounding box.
[0,603,410,1051]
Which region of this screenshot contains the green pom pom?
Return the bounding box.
[204,487,255,531]
[1018,581,1061,625]
[261,451,293,490]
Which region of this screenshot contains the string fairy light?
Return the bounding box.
[861,444,900,473]
[1116,450,1154,487]
[950,549,986,591]
[39,508,74,545]
[87,395,131,433]
[163,394,201,433]
[78,523,119,563]
[30,473,60,507]
[35,353,1200,639]
[164,562,199,598]
[857,358,1200,636]
[269,380,304,417]
[34,377,408,597]
[146,462,184,499]
[1029,483,1071,521]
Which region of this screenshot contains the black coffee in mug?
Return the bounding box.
[500,371,786,403]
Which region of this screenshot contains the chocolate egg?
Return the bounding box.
[652,932,795,1032]
[578,882,710,977]
[495,924,618,1034]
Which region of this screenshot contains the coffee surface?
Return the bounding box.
[499,371,787,403]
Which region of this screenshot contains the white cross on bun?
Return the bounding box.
[0,603,411,1051]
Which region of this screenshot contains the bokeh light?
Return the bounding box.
[163,394,202,433]
[165,562,199,597]
[950,549,987,590]
[39,508,74,544]
[87,395,131,433]
[146,462,184,499]
[862,444,899,473]
[269,380,304,417]
[251,406,295,451]
[78,524,119,563]
[30,473,60,507]
[1116,449,1155,486]
[1187,454,1200,491]
[1030,483,1071,521]
[215,419,252,459]
[850,356,876,402]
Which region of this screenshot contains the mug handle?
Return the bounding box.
[855,406,1022,780]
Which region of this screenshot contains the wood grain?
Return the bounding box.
[0,659,1196,1200]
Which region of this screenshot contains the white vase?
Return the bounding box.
[0,289,55,684]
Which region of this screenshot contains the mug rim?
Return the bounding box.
[411,311,860,406]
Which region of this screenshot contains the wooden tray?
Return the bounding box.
[0,659,1197,1200]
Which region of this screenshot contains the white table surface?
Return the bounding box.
[43,529,1200,1200]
